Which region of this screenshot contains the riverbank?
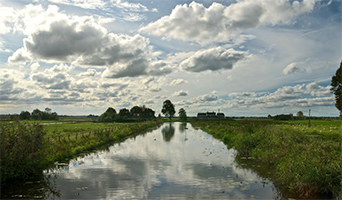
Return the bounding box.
[190,119,341,199]
[0,119,163,182]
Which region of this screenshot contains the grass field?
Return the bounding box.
[191,118,341,199]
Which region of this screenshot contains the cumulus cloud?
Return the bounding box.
[0,5,17,35]
[111,0,148,12]
[283,62,303,75]
[197,93,218,102]
[226,83,333,109]
[8,4,170,78]
[305,82,331,97]
[139,0,316,43]
[180,47,246,72]
[228,92,257,98]
[173,90,188,97]
[170,79,186,86]
[0,70,25,100]
[79,69,98,77]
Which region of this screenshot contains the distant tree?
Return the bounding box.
[331,61,342,116]
[10,114,19,121]
[45,107,52,113]
[31,109,42,120]
[141,105,155,119]
[98,107,117,122]
[178,108,187,121]
[296,111,304,118]
[19,111,31,120]
[31,108,58,120]
[267,114,272,119]
[118,108,131,119]
[161,100,175,120]
[130,106,143,118]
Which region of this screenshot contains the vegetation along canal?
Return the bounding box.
[2,121,336,199]
[1,122,282,199]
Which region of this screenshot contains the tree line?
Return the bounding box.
[98,105,156,122]
[13,108,58,120]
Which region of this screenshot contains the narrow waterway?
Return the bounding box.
[2,122,282,199]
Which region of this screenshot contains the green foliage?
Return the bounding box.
[191,119,342,198]
[178,108,187,121]
[0,122,47,181]
[98,107,117,122]
[331,61,342,115]
[31,108,58,120]
[161,99,175,120]
[19,111,31,120]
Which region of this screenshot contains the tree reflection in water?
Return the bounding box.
[161,122,175,142]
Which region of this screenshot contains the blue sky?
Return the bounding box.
[0,0,341,116]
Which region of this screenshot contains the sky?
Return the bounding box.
[0,0,341,117]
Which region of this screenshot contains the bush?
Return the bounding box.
[0,122,47,181]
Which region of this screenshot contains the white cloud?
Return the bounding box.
[173,90,188,97]
[170,79,186,86]
[305,82,331,97]
[79,69,98,77]
[283,62,304,75]
[139,0,316,43]
[8,4,170,78]
[228,92,257,98]
[111,0,148,12]
[0,5,17,35]
[180,47,247,72]
[48,0,106,9]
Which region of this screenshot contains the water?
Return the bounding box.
[2,122,281,199]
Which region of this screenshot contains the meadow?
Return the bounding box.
[0,119,163,182]
[190,118,341,199]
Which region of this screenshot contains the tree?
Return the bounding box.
[178,108,187,121]
[296,111,304,118]
[98,107,117,122]
[331,61,342,116]
[19,111,31,120]
[130,106,143,118]
[118,108,131,119]
[31,109,42,120]
[161,100,175,120]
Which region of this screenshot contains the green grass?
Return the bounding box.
[191,119,342,199]
[0,119,163,182]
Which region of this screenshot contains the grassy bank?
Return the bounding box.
[0,119,163,182]
[191,119,341,198]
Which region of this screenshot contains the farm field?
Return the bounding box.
[190,118,342,199]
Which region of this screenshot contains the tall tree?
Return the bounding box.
[130,106,143,118]
[19,111,31,120]
[331,61,342,116]
[161,99,175,120]
[296,111,304,118]
[178,108,187,121]
[98,107,117,122]
[118,108,131,119]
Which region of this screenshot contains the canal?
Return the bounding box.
[2,122,281,199]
